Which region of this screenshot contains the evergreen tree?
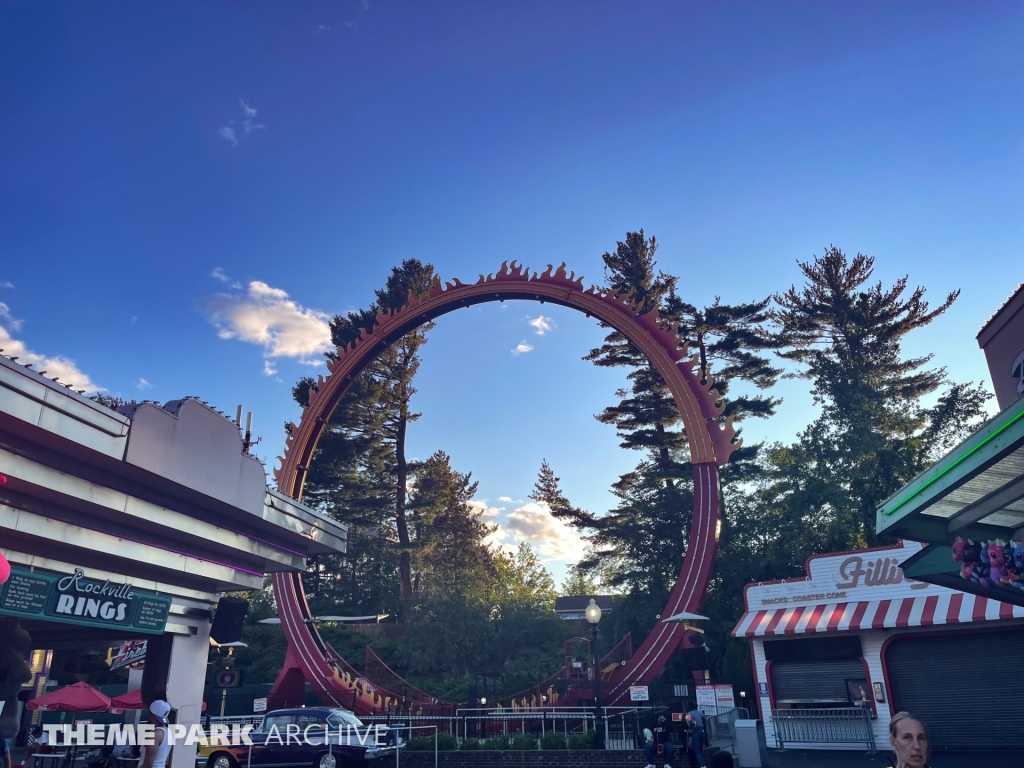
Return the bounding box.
[405,450,496,674]
[559,567,599,597]
[295,259,436,604]
[771,246,991,546]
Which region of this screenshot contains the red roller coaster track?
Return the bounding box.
[269,262,739,713]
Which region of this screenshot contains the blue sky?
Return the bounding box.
[2,1,1022,582]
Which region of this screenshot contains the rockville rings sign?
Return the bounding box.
[0,566,170,634]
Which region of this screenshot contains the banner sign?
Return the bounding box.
[0,567,170,634]
[110,640,148,671]
[253,698,267,713]
[629,686,649,702]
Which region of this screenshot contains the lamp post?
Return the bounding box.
[585,598,604,749]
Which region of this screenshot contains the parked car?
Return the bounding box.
[197,707,404,768]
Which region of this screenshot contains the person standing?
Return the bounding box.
[888,712,929,768]
[1,735,11,768]
[140,701,172,768]
[685,703,706,768]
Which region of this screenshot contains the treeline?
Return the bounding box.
[540,235,990,688]
[233,238,991,700]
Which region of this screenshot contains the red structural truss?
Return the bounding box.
[269,262,739,713]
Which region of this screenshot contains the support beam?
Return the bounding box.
[947,474,1024,534]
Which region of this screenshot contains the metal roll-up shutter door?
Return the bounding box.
[886,630,1024,748]
[771,660,865,703]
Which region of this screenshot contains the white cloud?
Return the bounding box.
[505,501,584,561]
[203,280,332,373]
[317,23,331,31]
[136,378,152,390]
[512,340,533,355]
[211,267,231,283]
[0,281,13,289]
[0,321,102,394]
[220,100,266,146]
[529,315,552,335]
[498,496,513,503]
[239,99,266,134]
[0,303,23,332]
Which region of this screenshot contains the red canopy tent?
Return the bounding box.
[27,682,111,712]
[109,688,144,711]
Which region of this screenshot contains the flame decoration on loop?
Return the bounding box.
[273,263,739,487]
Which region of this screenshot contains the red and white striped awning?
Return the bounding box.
[732,593,1024,638]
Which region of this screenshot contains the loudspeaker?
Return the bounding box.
[141,633,174,705]
[210,597,249,644]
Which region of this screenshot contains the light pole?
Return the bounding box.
[585,598,604,749]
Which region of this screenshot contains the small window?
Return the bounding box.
[262,715,296,732]
[327,710,363,728]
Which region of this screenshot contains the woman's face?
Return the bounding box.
[890,719,928,767]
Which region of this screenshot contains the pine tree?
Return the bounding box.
[295,259,436,606]
[771,246,991,546]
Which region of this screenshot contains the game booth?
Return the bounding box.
[0,354,347,768]
[732,540,1024,750]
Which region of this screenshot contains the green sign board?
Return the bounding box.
[0,566,171,634]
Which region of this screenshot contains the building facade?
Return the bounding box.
[0,355,347,768]
[732,540,1024,750]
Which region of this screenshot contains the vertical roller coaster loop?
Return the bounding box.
[269,262,740,712]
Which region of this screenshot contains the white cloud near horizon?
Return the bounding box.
[512,340,533,355]
[136,378,152,390]
[505,501,585,561]
[0,306,103,393]
[202,280,332,375]
[529,315,552,335]
[0,281,13,289]
[473,497,584,562]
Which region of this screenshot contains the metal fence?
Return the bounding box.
[771,707,876,751]
[603,706,657,751]
[700,705,748,750]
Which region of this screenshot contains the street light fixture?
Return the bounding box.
[585,598,604,749]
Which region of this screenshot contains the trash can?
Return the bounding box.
[734,720,770,768]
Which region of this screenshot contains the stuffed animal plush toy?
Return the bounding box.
[952,537,973,580]
[0,550,9,585]
[1009,541,1024,589]
[976,540,994,585]
[988,540,1009,586]
[961,539,985,583]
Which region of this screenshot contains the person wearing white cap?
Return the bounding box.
[141,700,172,768]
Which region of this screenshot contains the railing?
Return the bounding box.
[699,705,748,750]
[771,707,876,751]
[603,706,656,751]
[453,708,595,742]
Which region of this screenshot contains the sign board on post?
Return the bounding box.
[758,682,768,697]
[713,684,735,709]
[629,686,649,702]
[695,684,717,708]
[253,698,267,713]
